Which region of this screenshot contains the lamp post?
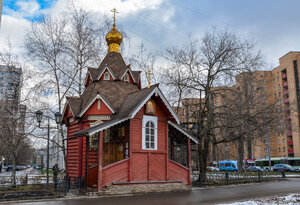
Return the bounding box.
[35,110,62,190]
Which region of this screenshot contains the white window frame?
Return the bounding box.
[142,115,157,150]
[104,72,110,80]
[124,73,129,82]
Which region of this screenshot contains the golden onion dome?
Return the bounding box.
[106,24,123,53]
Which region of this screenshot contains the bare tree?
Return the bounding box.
[0,42,36,186]
[162,28,264,175]
[213,72,279,171]
[25,6,109,168]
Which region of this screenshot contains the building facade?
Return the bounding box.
[0,65,26,164]
[176,52,300,162]
[62,20,196,191]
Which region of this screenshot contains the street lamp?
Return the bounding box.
[35,110,62,190]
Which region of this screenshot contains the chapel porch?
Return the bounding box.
[79,119,195,191]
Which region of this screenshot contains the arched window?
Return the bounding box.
[142,115,157,150]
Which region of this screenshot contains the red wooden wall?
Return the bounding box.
[129,96,169,182]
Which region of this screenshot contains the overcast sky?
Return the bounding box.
[1,0,300,69]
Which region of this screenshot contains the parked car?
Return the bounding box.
[273,164,299,172]
[2,165,7,172]
[246,166,264,172]
[6,165,12,172]
[207,166,220,172]
[219,160,238,172]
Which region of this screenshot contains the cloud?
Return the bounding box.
[16,0,41,17]
[4,0,42,19]
[0,15,30,51]
[49,0,165,18]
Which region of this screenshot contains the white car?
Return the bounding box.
[207,166,220,172]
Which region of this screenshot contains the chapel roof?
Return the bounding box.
[66,80,139,117]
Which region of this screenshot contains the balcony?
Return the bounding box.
[283,82,288,87]
[282,74,287,79]
[286,131,293,137]
[287,140,293,145]
[285,106,290,111]
[286,115,291,120]
[284,90,289,96]
[288,149,294,154]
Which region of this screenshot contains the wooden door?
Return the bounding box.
[103,143,125,167]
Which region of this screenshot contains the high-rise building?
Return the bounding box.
[0,65,26,164]
[0,65,22,102]
[176,51,300,161]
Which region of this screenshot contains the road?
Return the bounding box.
[0,167,40,177]
[5,178,300,205]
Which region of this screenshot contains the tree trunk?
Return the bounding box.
[237,137,244,172]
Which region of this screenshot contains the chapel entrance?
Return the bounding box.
[102,121,129,167]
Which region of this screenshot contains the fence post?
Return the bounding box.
[282,170,286,179]
[199,172,203,187]
[225,172,229,185]
[258,170,262,182]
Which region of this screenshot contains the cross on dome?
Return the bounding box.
[110,8,119,26]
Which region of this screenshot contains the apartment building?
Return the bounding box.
[0,65,26,164]
[176,51,300,161]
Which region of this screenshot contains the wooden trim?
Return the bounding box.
[166,121,169,181]
[97,131,103,191]
[131,150,167,154]
[169,159,189,171]
[85,135,89,188]
[187,138,191,185]
[102,158,130,170]
[129,120,133,182]
[148,153,150,181]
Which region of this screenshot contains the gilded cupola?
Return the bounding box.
[106,8,123,53]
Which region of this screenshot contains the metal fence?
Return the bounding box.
[0,175,86,201]
[192,171,286,187]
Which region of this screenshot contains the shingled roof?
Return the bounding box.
[96,52,128,80]
[73,84,182,137]
[73,84,158,136]
[132,71,142,83]
[66,80,139,117]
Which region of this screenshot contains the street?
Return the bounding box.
[0,167,40,177]
[4,178,300,205]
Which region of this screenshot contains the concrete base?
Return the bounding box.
[99,182,191,195]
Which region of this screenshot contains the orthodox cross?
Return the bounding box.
[110,8,119,25]
[146,69,152,88]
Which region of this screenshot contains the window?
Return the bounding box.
[283,147,286,152]
[104,72,110,80]
[142,115,157,150]
[278,147,281,152]
[124,73,129,82]
[264,148,268,152]
[277,139,280,144]
[282,138,285,143]
[277,76,279,81]
[224,143,229,148]
[97,99,101,110]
